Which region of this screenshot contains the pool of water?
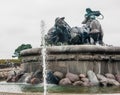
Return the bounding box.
[0,81,44,93]
[0,81,120,94]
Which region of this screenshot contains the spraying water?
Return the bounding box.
[41,20,47,95]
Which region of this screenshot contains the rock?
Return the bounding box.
[66,73,79,82]
[30,78,40,85]
[53,71,64,79]
[107,78,120,86]
[32,70,42,79]
[87,70,99,85]
[47,71,60,84]
[81,77,89,83]
[81,82,90,87]
[59,78,72,86]
[79,74,86,78]
[97,74,107,86]
[99,80,107,87]
[6,76,13,82]
[18,73,32,83]
[3,72,8,79]
[73,81,83,86]
[7,70,16,77]
[13,71,24,82]
[0,72,8,79]
[105,73,115,79]
[6,71,16,82]
[97,74,107,81]
[97,74,107,87]
[115,74,120,83]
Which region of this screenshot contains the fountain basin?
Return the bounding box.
[20,45,120,75]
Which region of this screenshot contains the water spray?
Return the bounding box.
[41,20,47,95]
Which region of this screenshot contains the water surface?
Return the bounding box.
[0,81,120,94]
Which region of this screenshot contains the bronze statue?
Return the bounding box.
[45,17,90,45]
[82,8,104,45]
[45,8,104,45]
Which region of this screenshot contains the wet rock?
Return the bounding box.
[97,74,107,86]
[6,71,16,82]
[6,76,13,82]
[32,70,42,79]
[107,78,120,86]
[3,72,8,79]
[97,74,107,81]
[79,74,86,78]
[14,71,24,82]
[7,70,16,77]
[97,74,107,87]
[53,71,64,79]
[30,78,40,85]
[87,70,99,85]
[73,81,83,86]
[99,80,107,87]
[66,73,79,82]
[81,82,90,87]
[59,78,72,86]
[115,74,120,83]
[18,73,32,83]
[105,73,115,79]
[47,71,60,84]
[81,77,89,83]
[0,72,8,79]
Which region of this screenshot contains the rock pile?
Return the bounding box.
[6,69,43,85]
[52,70,120,87]
[5,68,120,87]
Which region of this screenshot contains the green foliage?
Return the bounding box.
[13,44,32,58]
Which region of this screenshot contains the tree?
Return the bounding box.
[12,44,32,58]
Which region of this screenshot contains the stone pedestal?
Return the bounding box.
[20,45,120,75]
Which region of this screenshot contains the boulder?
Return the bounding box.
[30,78,40,85]
[18,73,32,83]
[115,74,120,83]
[66,73,79,82]
[24,75,32,83]
[87,70,99,85]
[53,71,64,79]
[99,80,107,87]
[6,76,13,82]
[6,70,17,82]
[73,81,83,86]
[32,70,42,79]
[97,74,107,81]
[81,77,89,83]
[3,72,8,79]
[47,71,60,84]
[14,71,24,82]
[105,73,115,79]
[81,82,90,87]
[79,74,86,78]
[97,74,107,86]
[59,78,72,86]
[107,78,120,86]
[97,74,107,87]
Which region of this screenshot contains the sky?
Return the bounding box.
[0,0,120,59]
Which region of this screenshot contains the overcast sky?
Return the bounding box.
[0,0,120,59]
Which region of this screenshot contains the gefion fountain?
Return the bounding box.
[20,15,120,94]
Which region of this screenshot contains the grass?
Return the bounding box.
[0,59,21,64]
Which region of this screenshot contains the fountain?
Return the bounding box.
[1,12,120,94]
[19,15,120,94]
